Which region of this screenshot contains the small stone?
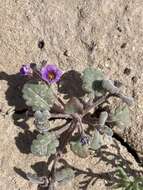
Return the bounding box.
[121,43,127,49]
[131,76,138,84]
[63,50,68,56]
[117,26,122,32]
[38,40,45,49]
[132,90,136,98]
[124,5,128,11]
[124,68,131,75]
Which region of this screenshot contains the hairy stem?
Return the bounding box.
[75,115,85,136]
[83,94,111,115]
[50,113,72,119]
[47,122,76,188]
[60,121,76,150]
[54,123,71,137]
[47,153,60,189]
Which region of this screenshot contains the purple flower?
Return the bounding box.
[20,64,31,76]
[80,136,89,145]
[41,64,62,84]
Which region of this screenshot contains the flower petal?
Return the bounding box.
[41,64,62,84]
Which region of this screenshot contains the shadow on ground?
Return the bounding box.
[14,141,143,190]
[58,70,85,99]
[15,130,39,154]
[59,143,143,190]
[0,71,29,126]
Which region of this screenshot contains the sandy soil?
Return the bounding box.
[0,0,143,189]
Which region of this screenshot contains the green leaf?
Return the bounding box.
[102,79,120,94]
[131,182,140,190]
[34,110,50,133]
[99,111,108,127]
[64,97,83,114]
[90,129,103,150]
[26,173,44,184]
[22,83,55,111]
[120,95,134,106]
[55,168,75,185]
[82,67,105,97]
[70,139,89,158]
[113,168,143,190]
[100,125,113,137]
[116,167,128,179]
[31,133,59,157]
[111,106,131,128]
[113,182,128,189]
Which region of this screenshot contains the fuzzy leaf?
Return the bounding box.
[99,111,108,127]
[102,133,113,145]
[31,133,59,156]
[102,80,120,94]
[111,106,131,128]
[64,97,83,114]
[26,173,44,184]
[120,95,134,106]
[100,125,113,137]
[22,83,55,111]
[55,168,75,185]
[34,110,50,133]
[90,129,103,150]
[82,67,105,97]
[70,139,89,158]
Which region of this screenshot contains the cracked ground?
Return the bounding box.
[0,0,143,189]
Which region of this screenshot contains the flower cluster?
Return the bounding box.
[20,63,62,84]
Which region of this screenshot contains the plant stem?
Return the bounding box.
[54,123,71,137]
[50,113,72,119]
[47,153,59,189]
[75,115,85,136]
[51,154,59,178]
[83,94,111,116]
[47,122,76,188]
[61,121,76,147]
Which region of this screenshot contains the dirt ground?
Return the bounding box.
[0,0,143,189]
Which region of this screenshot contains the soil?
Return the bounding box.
[0,0,143,189]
